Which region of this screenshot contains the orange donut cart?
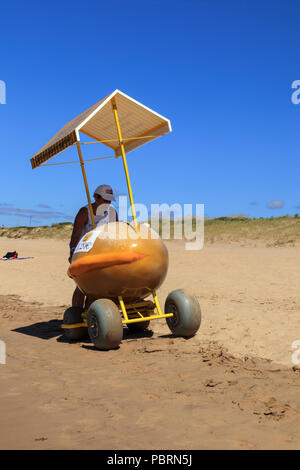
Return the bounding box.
[30,90,201,350]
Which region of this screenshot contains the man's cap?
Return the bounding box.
[93,184,116,202]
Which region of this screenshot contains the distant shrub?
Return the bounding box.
[215,216,249,222]
[51,222,72,228]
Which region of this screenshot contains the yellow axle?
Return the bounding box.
[62,293,173,329]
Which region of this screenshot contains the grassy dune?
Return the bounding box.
[203,216,300,246]
[0,216,299,246]
[0,222,73,241]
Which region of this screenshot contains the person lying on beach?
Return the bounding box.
[69,184,118,309]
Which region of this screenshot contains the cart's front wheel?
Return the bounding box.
[165,289,201,338]
[88,299,123,350]
[63,306,88,341]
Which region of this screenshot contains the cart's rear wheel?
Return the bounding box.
[88,299,123,350]
[165,289,201,338]
[63,306,87,341]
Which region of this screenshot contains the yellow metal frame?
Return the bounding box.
[61,292,173,329]
[76,142,96,229]
[118,291,173,324]
[111,98,139,232]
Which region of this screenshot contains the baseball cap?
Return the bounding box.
[93,184,116,202]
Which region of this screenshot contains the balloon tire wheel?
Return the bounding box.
[88,299,123,350]
[63,306,88,341]
[165,289,201,338]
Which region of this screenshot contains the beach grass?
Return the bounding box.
[0,215,299,245]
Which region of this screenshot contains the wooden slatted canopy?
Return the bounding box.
[30,89,172,169]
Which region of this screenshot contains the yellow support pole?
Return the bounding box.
[153,291,164,316]
[76,141,95,229]
[118,296,129,322]
[111,99,139,232]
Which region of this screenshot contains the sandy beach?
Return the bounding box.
[1,236,300,449]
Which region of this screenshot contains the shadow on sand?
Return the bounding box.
[80,327,154,351]
[13,319,63,340]
[13,321,154,346]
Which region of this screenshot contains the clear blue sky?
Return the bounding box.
[1,0,300,226]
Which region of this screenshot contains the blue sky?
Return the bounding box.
[1,0,300,226]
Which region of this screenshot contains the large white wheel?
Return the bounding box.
[63,306,88,341]
[165,289,201,338]
[88,299,123,350]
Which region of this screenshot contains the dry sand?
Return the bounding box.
[0,236,300,449]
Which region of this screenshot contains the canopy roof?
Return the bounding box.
[30,89,172,169]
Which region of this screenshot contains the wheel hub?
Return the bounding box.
[89,314,99,339]
[168,303,179,328]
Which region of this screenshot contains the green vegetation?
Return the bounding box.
[0,222,73,240]
[0,216,299,246]
[150,215,300,246]
[203,215,300,246]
